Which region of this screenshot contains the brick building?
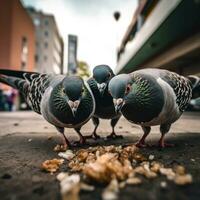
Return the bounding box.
[0,0,35,72]
[0,0,35,110]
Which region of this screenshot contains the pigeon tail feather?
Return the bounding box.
[0,69,38,79]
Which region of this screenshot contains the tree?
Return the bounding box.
[77,61,91,80]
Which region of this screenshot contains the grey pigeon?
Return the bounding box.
[0,69,95,148]
[87,65,122,139]
[108,68,192,147]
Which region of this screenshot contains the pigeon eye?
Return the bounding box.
[125,84,131,94]
[62,88,66,94]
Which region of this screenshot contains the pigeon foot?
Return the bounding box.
[135,141,149,148]
[158,142,175,148]
[84,133,101,140]
[157,138,175,148]
[72,136,87,146]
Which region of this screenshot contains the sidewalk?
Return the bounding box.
[0,111,200,200]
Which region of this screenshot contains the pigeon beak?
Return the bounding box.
[113,98,124,114]
[71,107,77,117]
[97,83,106,96]
[68,100,80,117]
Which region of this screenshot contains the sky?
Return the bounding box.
[21,0,137,72]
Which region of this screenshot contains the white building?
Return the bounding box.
[27,7,64,74]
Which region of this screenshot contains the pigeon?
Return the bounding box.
[108,68,192,147]
[87,65,122,139]
[0,69,95,148]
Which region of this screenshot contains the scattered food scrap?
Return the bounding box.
[70,145,138,182]
[54,144,67,152]
[58,150,75,160]
[102,179,119,200]
[80,182,95,192]
[42,144,193,199]
[174,174,193,185]
[64,145,192,186]
[57,172,95,200]
[160,167,176,180]
[41,158,64,174]
[160,181,167,188]
[126,177,142,185]
[57,173,80,200]
[149,154,155,160]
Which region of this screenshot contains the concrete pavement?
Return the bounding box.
[0,111,200,200]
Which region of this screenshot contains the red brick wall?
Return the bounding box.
[0,0,35,71]
[0,0,12,68]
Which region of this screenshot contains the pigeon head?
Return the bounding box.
[62,76,85,117]
[93,65,114,95]
[108,74,132,113]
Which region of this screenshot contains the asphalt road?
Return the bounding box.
[0,111,200,200]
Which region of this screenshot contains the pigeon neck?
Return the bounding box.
[51,84,68,112]
[122,77,165,123]
[126,81,151,107]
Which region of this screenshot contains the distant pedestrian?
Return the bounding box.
[5,89,17,111]
[0,89,7,111]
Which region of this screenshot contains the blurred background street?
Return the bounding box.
[0,0,200,111]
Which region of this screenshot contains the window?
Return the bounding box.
[36,41,39,47]
[34,18,40,26]
[44,19,49,26]
[44,31,49,37]
[21,36,28,70]
[22,37,27,43]
[21,61,26,68]
[44,42,48,48]
[44,55,48,61]
[35,55,39,63]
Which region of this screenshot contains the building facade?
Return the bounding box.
[116,0,200,76]
[0,0,35,110]
[27,7,64,74]
[67,34,78,75]
[0,0,35,72]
